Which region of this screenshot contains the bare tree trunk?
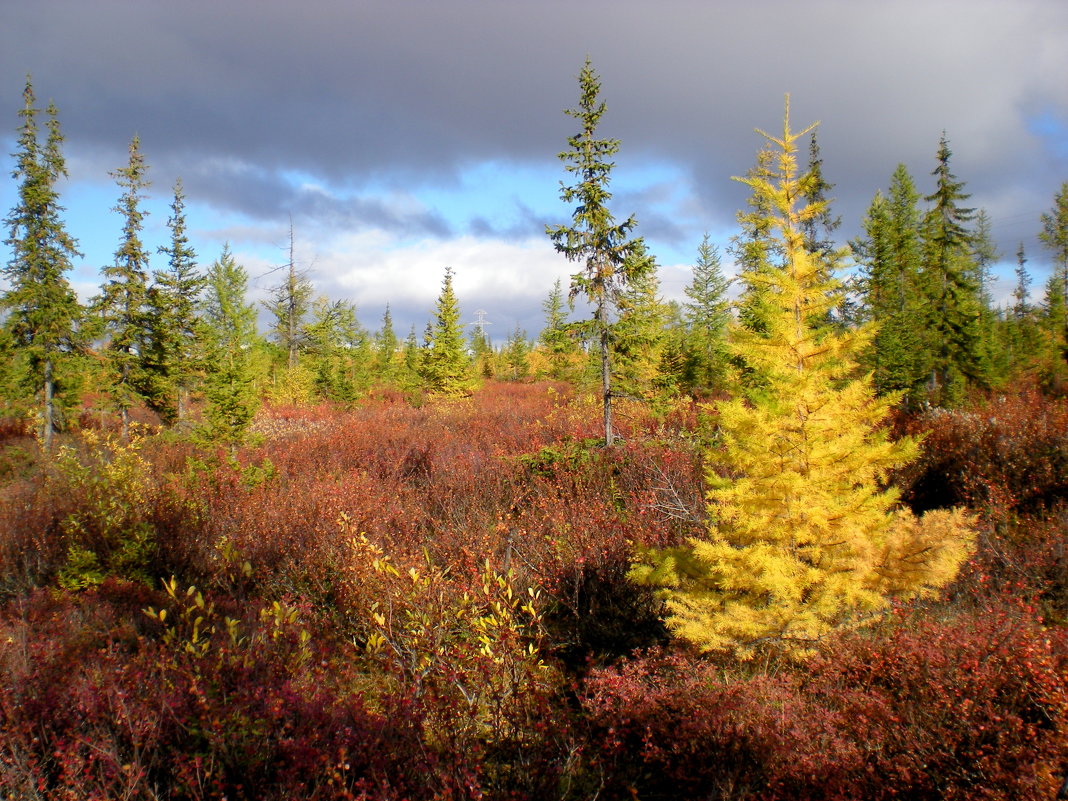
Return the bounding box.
[598,298,614,446]
[42,356,54,451]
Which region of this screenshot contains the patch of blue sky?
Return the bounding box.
[413,159,560,238]
[1027,109,1068,160]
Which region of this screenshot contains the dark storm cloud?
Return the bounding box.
[3,0,1068,257]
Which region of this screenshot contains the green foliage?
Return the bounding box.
[1039,180,1068,305]
[374,303,400,380]
[1040,271,1068,390]
[200,245,261,450]
[800,130,842,264]
[1039,182,1068,388]
[730,146,780,338]
[535,278,583,381]
[681,233,731,392]
[143,179,205,426]
[419,266,472,396]
[513,436,602,477]
[52,429,157,590]
[305,296,368,403]
[854,165,931,399]
[546,58,648,445]
[921,133,982,401]
[95,135,152,436]
[611,250,674,406]
[1,78,83,449]
[502,324,531,381]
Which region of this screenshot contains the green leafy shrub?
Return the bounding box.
[51,429,158,590]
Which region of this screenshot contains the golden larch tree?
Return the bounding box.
[634,100,975,660]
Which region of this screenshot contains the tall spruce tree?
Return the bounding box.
[144,179,205,426]
[96,135,152,438]
[682,233,731,392]
[2,79,83,450]
[546,58,647,445]
[402,325,421,381]
[634,102,974,661]
[883,165,929,395]
[921,133,981,402]
[200,245,260,451]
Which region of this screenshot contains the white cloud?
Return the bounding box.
[248,230,570,333]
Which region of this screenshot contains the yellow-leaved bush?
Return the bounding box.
[632,101,976,661]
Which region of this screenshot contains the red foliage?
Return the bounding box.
[584,608,1068,800]
[894,391,1068,517]
[0,581,445,801]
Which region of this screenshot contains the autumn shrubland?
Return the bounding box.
[0,380,1064,800]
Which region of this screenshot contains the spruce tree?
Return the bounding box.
[402,325,421,382]
[538,278,579,379]
[1039,181,1068,346]
[634,103,974,661]
[546,58,647,445]
[421,267,471,396]
[200,245,260,451]
[921,133,981,402]
[306,297,365,402]
[681,233,731,392]
[1013,243,1033,320]
[374,304,399,381]
[144,179,205,426]
[96,135,152,437]
[611,245,670,403]
[801,130,842,290]
[855,166,934,400]
[1,79,83,449]
[971,209,1000,384]
[800,135,853,331]
[502,324,531,381]
[469,318,494,379]
[729,147,779,338]
[1040,272,1068,389]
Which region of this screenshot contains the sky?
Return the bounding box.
[2,0,1068,342]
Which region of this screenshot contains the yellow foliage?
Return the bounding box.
[633,100,976,661]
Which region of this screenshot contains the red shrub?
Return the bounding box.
[0,581,445,801]
[584,609,1068,800]
[895,391,1068,517]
